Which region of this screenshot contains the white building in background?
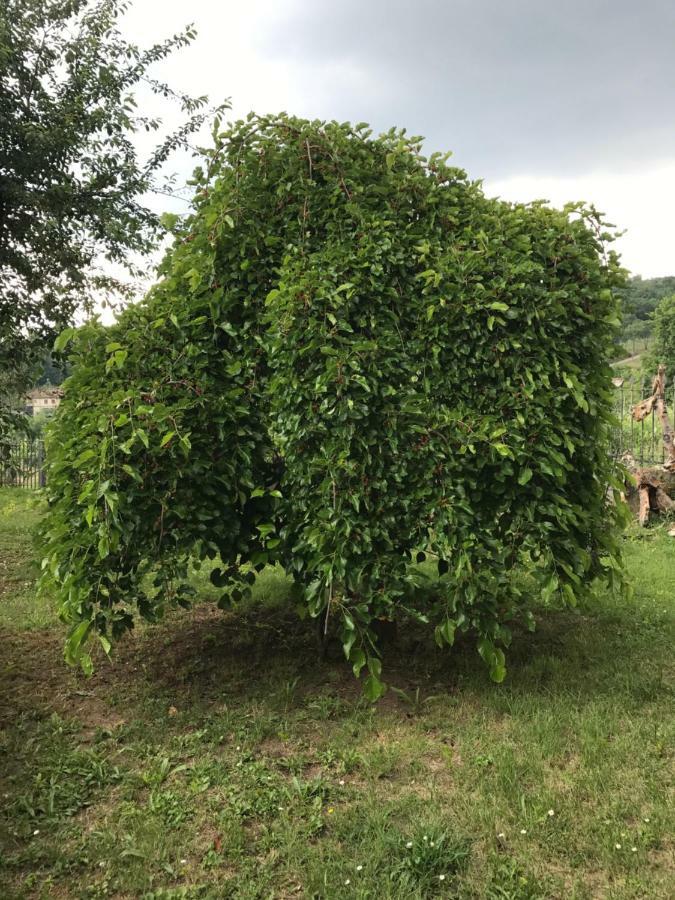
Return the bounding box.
[24,388,62,416]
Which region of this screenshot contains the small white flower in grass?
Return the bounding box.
[497,832,506,839]
[430,841,435,847]
[547,809,555,817]
[520,829,527,835]
[339,779,345,786]
[615,843,621,850]
[631,847,637,853]
[423,835,428,841]
[643,817,650,823]
[406,841,413,849]
[180,858,187,865]
[439,874,446,882]
[344,879,350,885]
[33,830,40,836]
[356,865,363,872]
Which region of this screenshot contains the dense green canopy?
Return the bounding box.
[42,115,627,696]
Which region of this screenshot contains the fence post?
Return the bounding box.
[38,441,46,488]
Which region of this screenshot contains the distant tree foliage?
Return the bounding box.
[645,295,675,380]
[0,0,226,446]
[617,275,675,355]
[36,351,69,388]
[42,115,628,696]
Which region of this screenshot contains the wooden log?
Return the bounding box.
[654,487,675,513]
[638,486,651,526]
[624,464,675,524]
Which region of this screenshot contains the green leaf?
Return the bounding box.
[363,674,386,702]
[493,443,512,457]
[98,534,110,559]
[518,467,533,485]
[80,653,94,677]
[54,327,76,352]
[65,619,93,665]
[160,431,175,448]
[490,662,507,683]
[367,656,382,678]
[78,481,95,502]
[135,429,149,449]
[351,648,366,677]
[441,619,456,646]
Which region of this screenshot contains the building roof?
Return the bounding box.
[26,387,64,400]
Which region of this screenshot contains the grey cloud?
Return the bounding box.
[254,0,675,178]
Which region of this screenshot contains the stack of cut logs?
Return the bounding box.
[624,365,675,526]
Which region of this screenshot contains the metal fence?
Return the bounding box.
[0,440,46,489]
[611,374,675,466]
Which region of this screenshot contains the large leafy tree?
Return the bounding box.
[0,0,226,441]
[42,115,628,696]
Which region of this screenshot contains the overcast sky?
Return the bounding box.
[123,0,675,277]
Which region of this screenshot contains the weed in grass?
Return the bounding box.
[4,714,123,832]
[387,827,471,894]
[141,756,189,789]
[390,684,441,715]
[484,858,548,899]
[148,789,193,829]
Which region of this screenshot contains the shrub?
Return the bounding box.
[42,114,627,697]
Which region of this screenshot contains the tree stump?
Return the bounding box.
[623,461,675,525]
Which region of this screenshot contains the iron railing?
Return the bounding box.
[610,374,675,466]
[0,440,46,489]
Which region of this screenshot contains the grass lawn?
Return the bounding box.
[0,488,673,899]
